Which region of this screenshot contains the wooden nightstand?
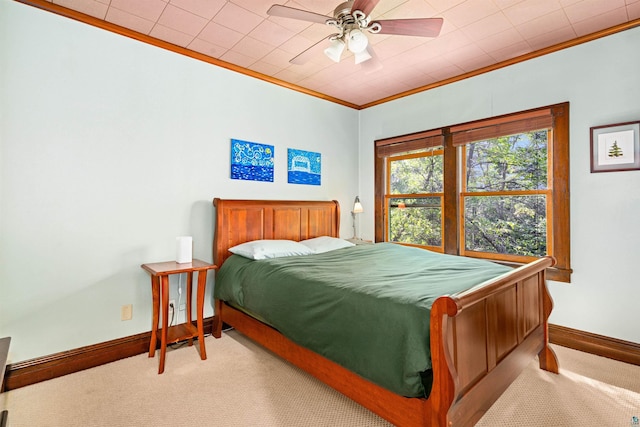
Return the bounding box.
[141,259,217,374]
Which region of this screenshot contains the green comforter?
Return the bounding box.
[214,243,512,397]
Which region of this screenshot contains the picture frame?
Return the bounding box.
[287,148,321,186]
[590,120,640,173]
[230,139,274,182]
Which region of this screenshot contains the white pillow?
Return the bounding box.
[299,236,355,254]
[229,239,314,260]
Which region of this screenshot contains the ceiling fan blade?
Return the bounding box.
[359,46,383,74]
[290,34,338,65]
[267,5,331,24]
[373,18,444,37]
[351,0,380,16]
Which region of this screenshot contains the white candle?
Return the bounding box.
[176,236,192,263]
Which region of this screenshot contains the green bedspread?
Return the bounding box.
[214,242,512,397]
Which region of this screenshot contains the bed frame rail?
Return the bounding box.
[214,299,431,426]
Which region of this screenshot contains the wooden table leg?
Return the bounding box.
[196,270,207,360]
[159,275,169,374]
[149,275,160,357]
[213,299,223,339]
[186,272,193,347]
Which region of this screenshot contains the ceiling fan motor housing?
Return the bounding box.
[328,0,378,41]
[333,1,355,21]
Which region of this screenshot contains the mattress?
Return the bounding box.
[214,242,512,397]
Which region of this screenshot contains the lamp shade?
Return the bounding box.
[353,196,364,214]
[347,29,368,53]
[354,48,372,64]
[324,38,345,62]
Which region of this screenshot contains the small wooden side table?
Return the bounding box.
[141,259,217,374]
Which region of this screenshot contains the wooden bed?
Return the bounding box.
[211,198,558,427]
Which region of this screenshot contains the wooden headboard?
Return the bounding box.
[212,198,340,266]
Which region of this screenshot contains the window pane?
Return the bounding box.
[390,155,443,194]
[464,195,546,257]
[466,131,548,192]
[388,197,442,246]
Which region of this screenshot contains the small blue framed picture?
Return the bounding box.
[287,148,321,186]
[231,139,274,182]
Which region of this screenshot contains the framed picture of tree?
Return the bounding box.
[590,120,640,173]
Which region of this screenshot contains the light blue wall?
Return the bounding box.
[2,0,639,363]
[359,25,640,344]
[0,1,359,361]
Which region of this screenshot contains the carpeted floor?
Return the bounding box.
[476,342,640,427]
[1,330,639,426]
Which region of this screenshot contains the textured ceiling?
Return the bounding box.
[20,0,640,108]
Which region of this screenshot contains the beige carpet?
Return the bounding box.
[1,330,639,426]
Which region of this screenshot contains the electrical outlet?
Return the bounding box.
[169,299,175,309]
[121,304,133,321]
[179,303,186,311]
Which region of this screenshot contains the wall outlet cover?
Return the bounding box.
[121,304,133,321]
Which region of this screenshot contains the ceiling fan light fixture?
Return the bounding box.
[269,0,445,70]
[347,29,368,53]
[354,48,372,64]
[324,38,346,62]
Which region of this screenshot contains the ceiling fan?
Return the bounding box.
[267,0,443,70]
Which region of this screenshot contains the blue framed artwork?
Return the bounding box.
[230,139,274,182]
[288,148,321,186]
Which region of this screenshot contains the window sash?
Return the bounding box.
[459,191,552,262]
[460,131,551,193]
[386,149,444,194]
[385,194,444,251]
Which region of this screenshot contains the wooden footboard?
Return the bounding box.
[429,256,558,426]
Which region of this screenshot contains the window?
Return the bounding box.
[460,130,550,263]
[374,103,571,282]
[388,149,444,249]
